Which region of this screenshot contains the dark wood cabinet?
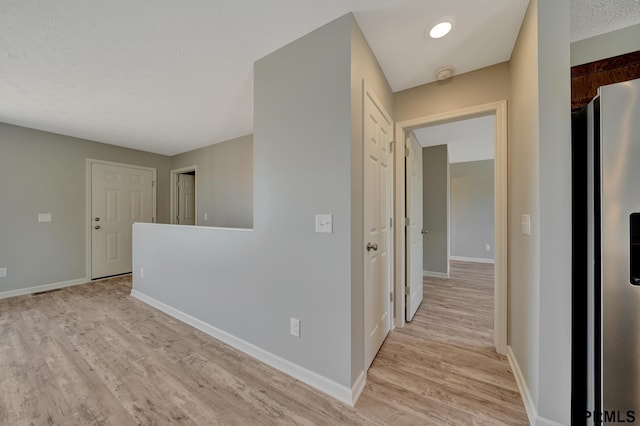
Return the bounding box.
[571,50,640,110]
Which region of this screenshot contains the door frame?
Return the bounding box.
[170,165,198,225]
[393,100,508,355]
[85,159,157,281]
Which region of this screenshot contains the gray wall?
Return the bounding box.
[0,122,171,293]
[509,0,571,423]
[132,13,393,397]
[571,23,640,66]
[171,134,253,228]
[450,160,494,260]
[422,145,449,274]
[134,14,355,390]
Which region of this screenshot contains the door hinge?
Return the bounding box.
[152,217,155,223]
[390,218,393,227]
[152,180,156,187]
[405,217,410,227]
[405,147,410,158]
[390,141,395,153]
[405,286,411,295]
[390,292,394,302]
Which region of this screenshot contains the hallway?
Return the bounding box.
[357,261,528,424]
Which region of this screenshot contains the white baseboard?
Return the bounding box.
[450,256,495,264]
[507,346,536,426]
[536,417,566,426]
[131,289,362,407]
[351,370,366,403]
[507,346,567,426]
[0,277,88,300]
[423,270,449,278]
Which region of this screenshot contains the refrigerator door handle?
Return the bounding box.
[631,213,640,285]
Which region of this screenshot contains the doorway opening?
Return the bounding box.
[170,166,197,226]
[394,100,507,354]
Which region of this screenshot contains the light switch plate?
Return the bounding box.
[0,268,6,278]
[38,213,52,223]
[521,214,531,236]
[315,214,333,233]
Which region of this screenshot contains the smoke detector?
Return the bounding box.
[435,66,455,81]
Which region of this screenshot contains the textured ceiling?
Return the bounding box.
[4,1,637,155]
[0,0,529,155]
[571,0,640,41]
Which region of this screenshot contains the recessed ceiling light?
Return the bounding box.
[428,17,455,39]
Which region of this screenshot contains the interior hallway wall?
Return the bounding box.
[450,160,494,261]
[171,134,253,229]
[422,145,449,275]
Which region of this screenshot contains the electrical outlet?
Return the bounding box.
[485,244,491,251]
[290,317,300,337]
[204,212,208,221]
[0,267,6,278]
[140,268,144,278]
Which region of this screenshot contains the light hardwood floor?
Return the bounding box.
[0,261,527,425]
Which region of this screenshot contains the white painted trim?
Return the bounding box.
[423,270,449,278]
[351,370,367,404]
[393,117,406,329]
[394,100,508,356]
[131,290,361,406]
[169,165,198,226]
[536,417,566,426]
[0,278,87,300]
[507,346,536,426]
[85,159,157,281]
[450,256,495,264]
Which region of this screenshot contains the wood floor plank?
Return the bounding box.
[0,262,528,424]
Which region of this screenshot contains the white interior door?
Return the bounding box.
[91,163,154,279]
[364,84,393,370]
[406,134,424,321]
[177,174,196,225]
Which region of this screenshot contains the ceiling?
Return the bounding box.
[413,115,494,164]
[0,1,638,156]
[571,0,640,41]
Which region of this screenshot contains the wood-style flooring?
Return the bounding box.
[0,261,527,425]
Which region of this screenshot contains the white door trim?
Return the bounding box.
[85,159,157,281]
[170,165,198,225]
[393,100,508,355]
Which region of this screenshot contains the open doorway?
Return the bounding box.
[170,166,197,226]
[394,101,507,354]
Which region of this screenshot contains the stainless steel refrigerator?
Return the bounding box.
[572,77,640,424]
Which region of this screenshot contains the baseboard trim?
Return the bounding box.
[423,270,449,278]
[507,346,536,426]
[0,277,88,300]
[450,256,495,264]
[536,416,566,426]
[131,289,361,407]
[351,370,367,404]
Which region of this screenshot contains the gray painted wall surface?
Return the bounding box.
[134,15,354,388]
[422,145,449,274]
[0,122,171,293]
[171,134,253,228]
[509,0,572,423]
[536,0,571,422]
[450,160,494,260]
[571,23,640,66]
